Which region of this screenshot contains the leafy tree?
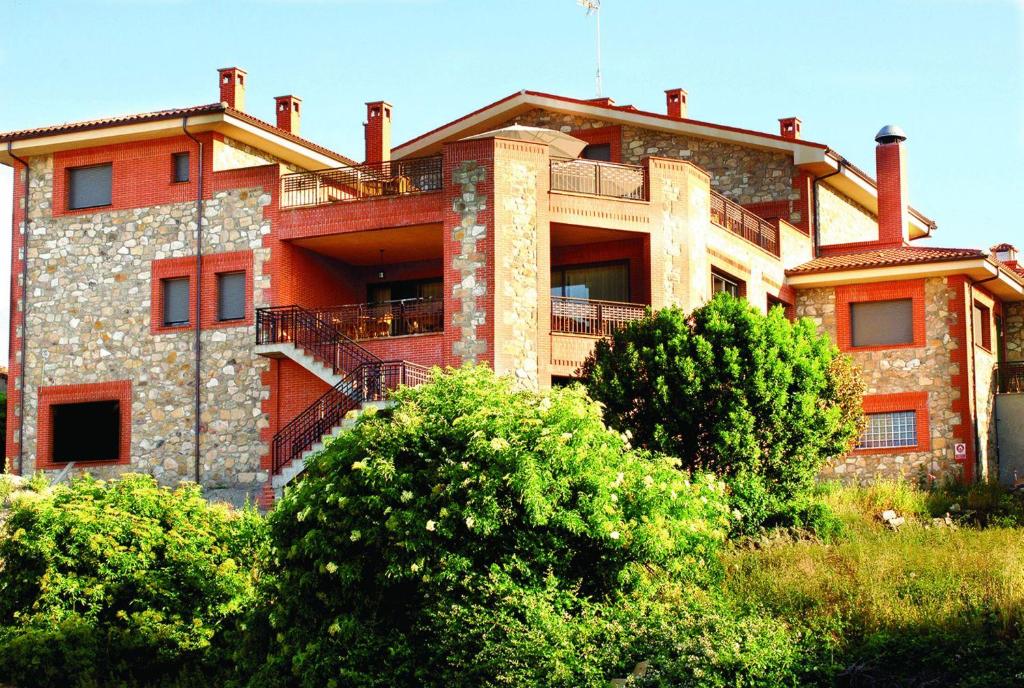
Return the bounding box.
[249,366,732,688]
[0,474,266,688]
[581,295,864,530]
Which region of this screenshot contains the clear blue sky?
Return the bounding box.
[1,0,1022,361]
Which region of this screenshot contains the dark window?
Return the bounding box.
[857,410,917,450]
[973,301,991,351]
[850,299,913,347]
[711,270,743,299]
[551,262,629,302]
[162,277,190,327]
[581,143,612,161]
[217,272,246,321]
[52,400,120,462]
[172,153,190,183]
[68,164,112,210]
[367,278,443,303]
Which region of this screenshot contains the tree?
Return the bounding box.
[581,295,864,529]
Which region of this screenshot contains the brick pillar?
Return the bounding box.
[364,101,392,164]
[274,95,302,135]
[875,135,910,248]
[218,67,247,111]
[442,138,495,370]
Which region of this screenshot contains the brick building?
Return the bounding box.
[1,69,1022,499]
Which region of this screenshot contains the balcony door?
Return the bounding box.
[550,262,629,303]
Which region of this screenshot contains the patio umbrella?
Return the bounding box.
[463,124,587,159]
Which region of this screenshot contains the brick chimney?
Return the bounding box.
[874,125,910,248]
[665,88,687,119]
[218,67,247,111]
[779,117,802,140]
[275,95,302,135]
[364,101,392,164]
[991,243,1018,268]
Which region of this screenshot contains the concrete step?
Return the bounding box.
[255,342,343,387]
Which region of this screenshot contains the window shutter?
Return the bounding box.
[850,299,914,347]
[217,272,246,321]
[163,278,190,326]
[68,164,113,209]
[173,153,190,182]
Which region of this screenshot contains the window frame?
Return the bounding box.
[835,280,926,353]
[550,260,631,303]
[854,392,931,455]
[66,162,113,211]
[161,276,191,328]
[36,380,132,470]
[857,410,918,450]
[711,268,745,299]
[849,298,915,348]
[973,300,992,352]
[172,152,191,183]
[216,271,247,322]
[150,250,253,334]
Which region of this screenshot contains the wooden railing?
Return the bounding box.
[280,156,443,208]
[550,159,646,200]
[709,190,779,256]
[551,296,647,336]
[998,361,1024,394]
[315,298,444,340]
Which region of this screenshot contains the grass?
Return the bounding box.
[720,480,1024,687]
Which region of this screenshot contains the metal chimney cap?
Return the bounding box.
[875,124,907,144]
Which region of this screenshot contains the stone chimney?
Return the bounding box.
[218,67,247,111]
[779,117,802,140]
[275,95,302,135]
[874,124,910,247]
[665,88,687,119]
[364,101,392,164]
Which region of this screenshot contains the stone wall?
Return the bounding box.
[1007,302,1024,361]
[818,184,878,246]
[214,136,302,174]
[449,160,489,364]
[503,109,797,205]
[18,154,271,487]
[796,278,961,482]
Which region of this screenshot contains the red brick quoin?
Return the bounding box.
[36,380,132,470]
[834,279,926,353]
[854,391,931,456]
[150,250,254,334]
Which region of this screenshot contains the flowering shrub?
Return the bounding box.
[0,474,266,688]
[252,366,731,687]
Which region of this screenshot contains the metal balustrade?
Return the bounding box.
[998,361,1024,394]
[280,155,443,208]
[549,158,646,200]
[551,296,647,336]
[316,297,444,340]
[709,190,780,256]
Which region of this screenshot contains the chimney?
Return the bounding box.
[991,243,1018,268]
[665,88,687,119]
[364,101,392,164]
[779,117,802,140]
[874,124,910,248]
[218,67,247,111]
[275,95,302,135]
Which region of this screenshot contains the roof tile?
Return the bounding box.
[786,246,985,276]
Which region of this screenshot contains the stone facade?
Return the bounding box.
[504,109,797,205]
[449,160,488,364]
[818,184,878,246]
[498,161,540,387]
[1007,302,1024,361]
[796,278,962,482]
[16,154,271,487]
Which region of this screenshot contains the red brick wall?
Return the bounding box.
[551,237,649,304]
[875,141,909,248]
[36,380,132,470]
[835,279,926,353]
[359,333,444,367]
[6,162,27,469]
[570,125,622,163]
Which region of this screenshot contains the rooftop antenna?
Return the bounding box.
[577,0,602,97]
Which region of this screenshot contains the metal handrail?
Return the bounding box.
[549,158,646,200]
[709,190,780,256]
[998,361,1024,394]
[316,297,444,340]
[550,296,647,336]
[256,305,380,374]
[270,360,431,475]
[280,155,443,208]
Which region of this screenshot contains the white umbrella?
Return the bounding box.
[463,124,587,159]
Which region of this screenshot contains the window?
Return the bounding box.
[711,270,743,299]
[172,152,190,183]
[551,262,629,302]
[857,410,918,450]
[162,277,190,327]
[849,299,913,348]
[51,400,121,462]
[217,272,246,322]
[67,163,112,210]
[367,278,443,303]
[581,143,612,161]
[973,301,991,351]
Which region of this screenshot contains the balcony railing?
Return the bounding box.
[551,296,648,336]
[281,156,444,208]
[709,190,780,256]
[256,305,379,375]
[998,361,1024,394]
[315,298,444,340]
[550,158,646,200]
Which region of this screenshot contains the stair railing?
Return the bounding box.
[256,305,381,374]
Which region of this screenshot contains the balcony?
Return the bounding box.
[998,361,1024,394]
[281,156,443,208]
[549,159,646,201]
[710,190,779,256]
[551,296,647,336]
[316,298,444,341]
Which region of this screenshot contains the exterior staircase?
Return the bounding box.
[255,305,430,506]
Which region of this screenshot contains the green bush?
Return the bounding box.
[0,473,266,688]
[250,366,732,688]
[582,295,864,531]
